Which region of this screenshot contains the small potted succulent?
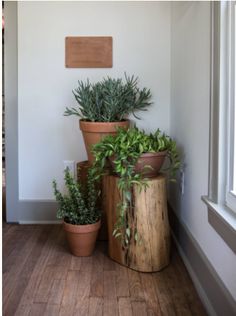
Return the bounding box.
[52,167,101,256]
[64,74,152,163]
[92,126,180,246]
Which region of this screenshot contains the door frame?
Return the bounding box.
[4,1,19,222]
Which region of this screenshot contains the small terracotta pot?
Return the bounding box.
[109,151,167,178]
[63,220,101,256]
[79,120,130,163]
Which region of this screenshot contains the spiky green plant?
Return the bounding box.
[64,74,152,122]
[52,167,101,225]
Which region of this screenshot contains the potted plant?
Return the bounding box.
[64,74,152,163]
[91,126,180,246]
[52,167,101,256]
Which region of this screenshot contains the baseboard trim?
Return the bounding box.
[19,220,62,224]
[169,206,236,316]
[18,200,58,222]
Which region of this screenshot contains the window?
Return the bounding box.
[226,2,236,213]
[202,2,236,253]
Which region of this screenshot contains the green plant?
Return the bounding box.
[64,74,152,122]
[92,127,180,245]
[52,168,101,225]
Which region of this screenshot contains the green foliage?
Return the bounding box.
[64,74,152,122]
[92,127,180,178]
[91,127,180,246]
[52,168,101,225]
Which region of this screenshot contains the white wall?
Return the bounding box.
[18,1,171,200]
[170,2,236,300]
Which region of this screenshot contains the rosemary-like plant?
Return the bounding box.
[64,74,152,122]
[52,168,101,225]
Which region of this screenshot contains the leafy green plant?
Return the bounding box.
[91,127,180,246]
[64,74,152,122]
[52,167,101,225]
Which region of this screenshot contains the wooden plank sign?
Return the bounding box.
[65,36,112,68]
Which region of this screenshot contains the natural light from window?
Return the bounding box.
[233,4,236,194]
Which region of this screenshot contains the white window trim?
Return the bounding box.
[202,2,236,251]
[226,1,236,212]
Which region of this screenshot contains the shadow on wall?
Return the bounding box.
[168,143,185,217]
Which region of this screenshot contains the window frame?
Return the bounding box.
[202,1,236,253]
[226,2,236,213]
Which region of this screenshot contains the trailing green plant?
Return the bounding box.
[64,74,152,122]
[52,167,101,225]
[91,127,180,246]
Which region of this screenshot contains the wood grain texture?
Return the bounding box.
[102,174,124,264]
[103,173,170,272]
[88,297,103,316]
[14,226,61,316]
[3,223,207,316]
[59,270,79,315]
[116,263,130,297]
[3,226,50,315]
[104,298,119,316]
[74,271,91,315]
[65,36,112,68]
[131,300,148,316]
[127,269,144,300]
[90,245,104,297]
[118,297,132,316]
[104,271,117,298]
[140,273,162,315]
[29,303,47,316]
[44,304,61,316]
[48,279,66,305]
[152,268,176,316]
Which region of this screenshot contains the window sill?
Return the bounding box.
[202,196,236,253]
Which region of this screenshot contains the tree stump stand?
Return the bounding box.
[102,173,170,272]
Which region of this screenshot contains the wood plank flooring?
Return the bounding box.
[3,223,207,316]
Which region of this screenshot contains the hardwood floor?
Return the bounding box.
[3,223,207,316]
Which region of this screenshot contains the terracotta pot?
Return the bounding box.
[63,219,101,256]
[134,151,167,177]
[109,151,167,178]
[79,120,130,163]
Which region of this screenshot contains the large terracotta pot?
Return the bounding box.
[79,120,130,163]
[109,151,167,178]
[63,219,101,256]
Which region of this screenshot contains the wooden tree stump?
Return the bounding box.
[102,173,170,272]
[77,161,107,240]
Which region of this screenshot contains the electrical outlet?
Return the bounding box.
[63,160,75,179]
[179,169,185,195]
